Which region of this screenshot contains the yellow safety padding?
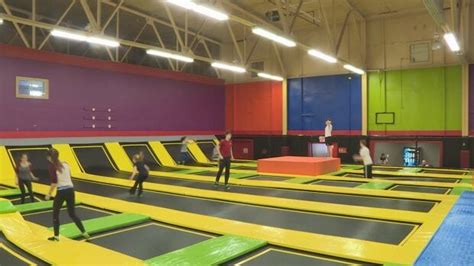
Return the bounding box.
[105,142,134,172]
[0,172,455,265]
[188,141,211,163]
[0,146,16,182]
[31,180,457,264]
[52,144,83,176]
[149,141,176,166]
[0,212,144,265]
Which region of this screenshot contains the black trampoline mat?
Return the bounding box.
[373,167,403,172]
[6,148,437,213]
[90,223,211,260]
[390,185,450,195]
[420,169,467,175]
[311,180,365,188]
[23,206,112,227]
[196,142,216,161]
[71,179,417,244]
[192,171,219,176]
[8,196,42,205]
[0,234,47,266]
[0,248,30,266]
[343,173,459,183]
[248,176,293,181]
[232,249,349,266]
[233,165,257,170]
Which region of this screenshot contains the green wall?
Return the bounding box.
[368,65,462,133]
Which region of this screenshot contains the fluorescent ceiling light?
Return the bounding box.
[167,0,229,21]
[343,64,365,75]
[51,29,120,48]
[252,27,296,47]
[87,37,120,48]
[0,18,3,25]
[443,32,460,52]
[211,62,246,73]
[51,30,87,41]
[146,49,194,63]
[258,72,284,81]
[308,49,337,63]
[29,90,43,97]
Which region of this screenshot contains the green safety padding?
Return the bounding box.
[450,187,472,196]
[54,213,150,238]
[324,170,347,176]
[176,169,205,174]
[341,164,364,170]
[229,173,257,179]
[146,235,266,266]
[0,189,21,197]
[0,200,17,214]
[14,200,83,213]
[460,179,473,184]
[356,182,393,190]
[284,177,314,184]
[400,168,421,173]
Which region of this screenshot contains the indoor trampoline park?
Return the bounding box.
[0,0,473,265]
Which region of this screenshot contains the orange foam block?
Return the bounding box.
[257,156,341,176]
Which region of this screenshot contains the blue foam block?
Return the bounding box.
[415,191,474,265]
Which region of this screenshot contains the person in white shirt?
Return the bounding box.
[354,140,373,178]
[324,119,334,157]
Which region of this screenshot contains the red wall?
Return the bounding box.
[226,81,283,135]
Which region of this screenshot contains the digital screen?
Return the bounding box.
[403,147,421,167]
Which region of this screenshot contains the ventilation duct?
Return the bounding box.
[422,0,449,31]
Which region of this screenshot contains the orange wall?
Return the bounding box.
[226,81,283,135]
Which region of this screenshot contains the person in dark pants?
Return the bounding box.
[45,148,89,241]
[15,154,39,204]
[129,154,149,196]
[179,136,193,165]
[214,132,234,190]
[354,140,373,179]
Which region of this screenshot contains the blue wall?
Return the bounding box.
[288,74,362,133]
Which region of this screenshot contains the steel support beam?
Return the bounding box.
[226,21,244,64]
[150,21,176,71]
[39,0,76,50]
[1,1,31,48]
[100,0,124,34]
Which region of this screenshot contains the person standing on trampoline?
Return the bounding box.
[45,148,89,241]
[129,154,149,196]
[15,153,39,204]
[325,119,334,157]
[214,132,234,190]
[179,136,193,165]
[354,140,373,179]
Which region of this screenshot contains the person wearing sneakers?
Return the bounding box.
[45,148,89,241]
[214,132,234,190]
[353,140,373,179]
[129,153,150,196]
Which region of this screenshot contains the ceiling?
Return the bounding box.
[0,0,446,78]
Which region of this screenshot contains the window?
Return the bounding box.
[410,42,431,64]
[16,76,49,99]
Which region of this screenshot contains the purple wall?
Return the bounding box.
[0,56,225,132]
[470,64,474,134]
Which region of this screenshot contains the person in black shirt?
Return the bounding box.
[129,154,149,196]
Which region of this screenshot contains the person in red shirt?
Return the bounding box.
[214,132,234,190]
